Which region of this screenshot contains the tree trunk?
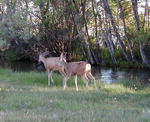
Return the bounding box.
[117,0,135,61]
[71,0,95,64]
[105,32,117,63]
[81,0,96,64]
[91,0,98,40]
[131,0,140,31]
[142,0,148,30]
[102,0,130,62]
[103,10,117,63]
[91,0,102,64]
[131,0,149,65]
[139,42,149,64]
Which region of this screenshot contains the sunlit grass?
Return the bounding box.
[0,68,150,122]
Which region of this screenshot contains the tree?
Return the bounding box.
[131,0,149,65]
[117,0,135,61]
[101,0,131,62]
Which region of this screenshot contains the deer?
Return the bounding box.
[38,52,66,86]
[59,53,97,91]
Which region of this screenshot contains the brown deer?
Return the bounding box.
[59,53,97,91]
[38,52,66,86]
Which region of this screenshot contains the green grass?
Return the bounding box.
[0,68,150,122]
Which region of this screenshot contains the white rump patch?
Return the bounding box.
[86,64,91,71]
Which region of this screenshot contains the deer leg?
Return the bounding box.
[86,80,89,89]
[60,71,68,88]
[60,70,66,77]
[74,75,79,91]
[87,72,97,90]
[50,70,54,83]
[63,76,69,89]
[59,68,68,87]
[48,70,51,86]
[82,74,89,89]
[48,70,53,86]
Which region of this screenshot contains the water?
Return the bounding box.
[0,61,150,84]
[92,66,150,84]
[0,61,35,72]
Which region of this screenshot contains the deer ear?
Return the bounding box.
[43,51,50,57]
[59,53,64,61]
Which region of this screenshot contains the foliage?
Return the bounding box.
[130,31,150,42]
[0,7,32,43]
[101,47,112,64]
[101,47,143,68]
[0,0,150,67]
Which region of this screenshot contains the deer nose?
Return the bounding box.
[32,56,39,61]
[36,61,45,71]
[38,61,43,66]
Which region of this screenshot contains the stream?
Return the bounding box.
[0,61,150,84]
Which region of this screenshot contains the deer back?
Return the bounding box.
[66,61,91,76]
[44,57,63,70]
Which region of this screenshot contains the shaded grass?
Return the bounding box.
[0,68,150,122]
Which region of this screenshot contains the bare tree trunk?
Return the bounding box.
[71,0,94,63]
[97,1,116,63]
[131,0,140,31]
[142,0,148,30]
[91,0,98,40]
[91,0,102,64]
[117,0,135,61]
[103,13,117,63]
[81,0,96,64]
[102,0,130,62]
[131,0,149,65]
[148,6,150,29]
[104,30,117,63]
[139,42,149,64]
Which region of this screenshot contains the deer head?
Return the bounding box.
[59,52,67,66]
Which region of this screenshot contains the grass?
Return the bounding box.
[0,68,150,122]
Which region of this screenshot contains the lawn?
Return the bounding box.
[0,68,150,122]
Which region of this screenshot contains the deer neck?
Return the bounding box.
[63,62,69,72]
[63,61,68,67]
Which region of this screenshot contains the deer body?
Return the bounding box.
[59,54,97,91]
[39,54,66,86]
[64,61,91,76]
